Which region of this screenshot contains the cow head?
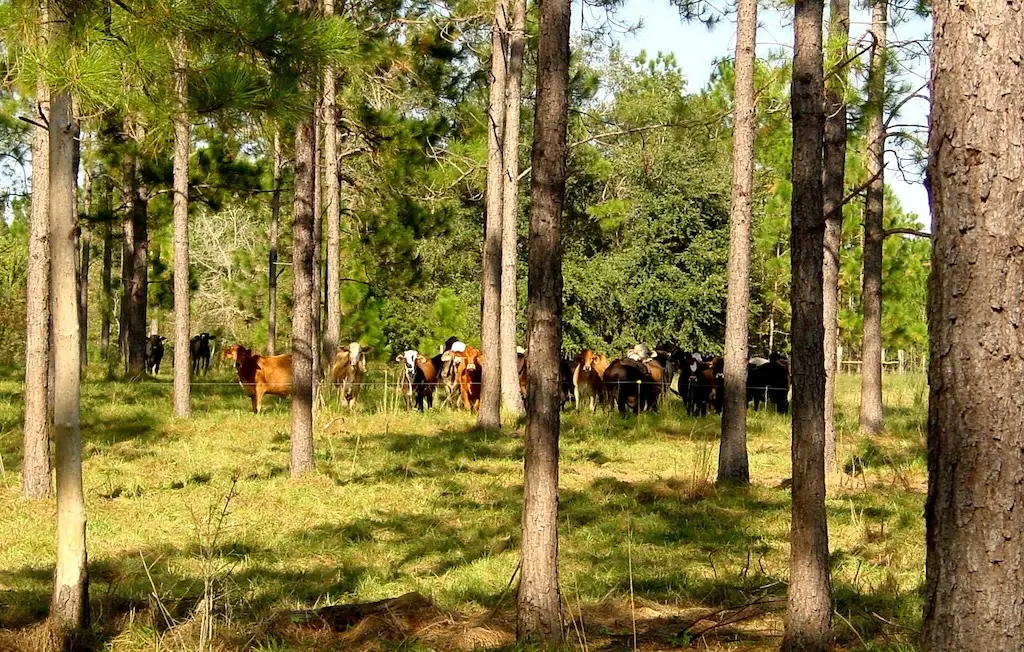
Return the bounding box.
[222,344,252,367]
[396,349,418,382]
[346,342,372,372]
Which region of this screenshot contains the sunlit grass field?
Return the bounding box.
[0,364,927,651]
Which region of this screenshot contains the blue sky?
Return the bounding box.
[589,0,932,227]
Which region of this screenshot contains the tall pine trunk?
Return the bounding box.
[48,87,89,639]
[172,42,191,417]
[479,0,508,429]
[718,0,756,485]
[268,130,281,356]
[23,72,51,500]
[859,0,887,435]
[99,190,113,360]
[516,0,569,640]
[498,0,526,416]
[78,157,91,371]
[119,233,128,367]
[123,150,148,377]
[923,0,1024,645]
[783,0,831,647]
[323,0,341,365]
[822,0,850,470]
[290,30,317,476]
[312,114,323,386]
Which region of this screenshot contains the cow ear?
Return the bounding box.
[363,346,374,354]
[394,354,403,362]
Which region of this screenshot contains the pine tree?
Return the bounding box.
[859,0,887,435]
[783,0,831,646]
[517,0,570,640]
[822,0,850,470]
[718,0,756,485]
[48,82,89,642]
[499,0,526,416]
[479,0,508,429]
[23,32,51,499]
[924,0,1024,645]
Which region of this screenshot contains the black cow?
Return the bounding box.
[190,333,216,375]
[747,352,790,413]
[145,335,167,375]
[559,357,574,409]
[604,358,659,414]
[678,355,716,416]
[655,342,690,393]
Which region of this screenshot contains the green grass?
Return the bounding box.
[0,365,927,651]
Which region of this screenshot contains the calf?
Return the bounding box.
[443,345,483,411]
[222,344,292,413]
[572,349,608,412]
[190,333,216,375]
[329,342,373,408]
[396,350,438,411]
[145,335,167,375]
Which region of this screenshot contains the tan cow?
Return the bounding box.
[442,345,483,411]
[222,344,293,414]
[572,349,609,412]
[329,342,373,408]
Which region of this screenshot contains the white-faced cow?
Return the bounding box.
[329,342,373,408]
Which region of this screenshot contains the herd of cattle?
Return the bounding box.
[144,332,792,417]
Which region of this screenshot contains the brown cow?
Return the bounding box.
[642,358,666,411]
[572,349,609,412]
[442,345,483,411]
[223,344,293,414]
[328,342,373,408]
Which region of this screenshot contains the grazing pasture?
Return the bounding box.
[0,367,926,651]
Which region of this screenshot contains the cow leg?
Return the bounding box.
[574,385,582,410]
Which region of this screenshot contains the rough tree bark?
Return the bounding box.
[717,0,756,485]
[268,130,281,356]
[479,0,508,429]
[498,0,526,416]
[172,41,191,417]
[48,86,89,639]
[290,25,317,476]
[923,0,1024,645]
[23,73,51,500]
[822,0,850,471]
[516,0,569,641]
[782,0,831,647]
[323,0,341,365]
[859,0,887,436]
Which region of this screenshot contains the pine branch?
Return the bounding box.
[884,227,930,238]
